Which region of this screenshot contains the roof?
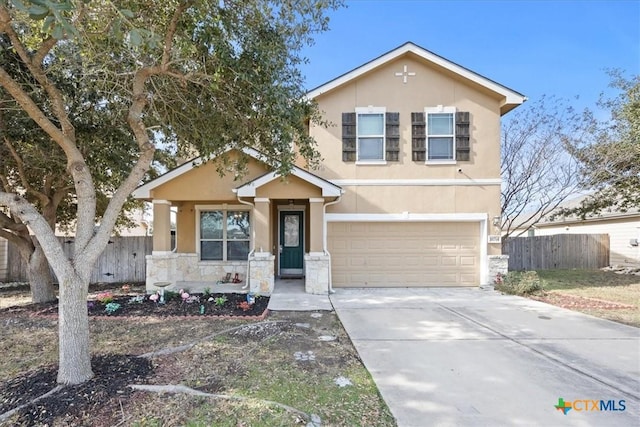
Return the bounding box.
[234,169,341,198]
[132,147,342,199]
[537,195,640,227]
[305,41,527,115]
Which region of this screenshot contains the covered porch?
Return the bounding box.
[134,149,342,296]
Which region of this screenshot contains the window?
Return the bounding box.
[356,107,385,162]
[412,108,470,162]
[426,107,455,161]
[199,209,250,261]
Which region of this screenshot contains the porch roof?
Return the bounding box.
[132,147,342,200]
[234,168,342,198]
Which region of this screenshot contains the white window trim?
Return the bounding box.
[195,204,252,262]
[425,105,456,164]
[355,106,387,164]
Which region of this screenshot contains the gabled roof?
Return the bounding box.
[132,147,342,199]
[234,168,342,197]
[306,41,526,115]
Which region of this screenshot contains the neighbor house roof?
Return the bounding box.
[132,147,342,199]
[306,41,527,115]
[536,194,640,227]
[512,194,640,231]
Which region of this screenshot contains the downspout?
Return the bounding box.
[323,193,343,294]
[234,191,255,291]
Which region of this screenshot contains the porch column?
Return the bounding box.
[253,198,271,253]
[152,200,172,253]
[308,198,324,253]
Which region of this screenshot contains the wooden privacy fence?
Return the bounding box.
[7,236,152,283]
[504,234,610,271]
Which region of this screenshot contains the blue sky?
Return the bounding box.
[300,0,640,113]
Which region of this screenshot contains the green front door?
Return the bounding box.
[279,211,304,276]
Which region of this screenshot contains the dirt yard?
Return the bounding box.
[0,284,395,426]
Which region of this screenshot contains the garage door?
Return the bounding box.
[328,222,479,287]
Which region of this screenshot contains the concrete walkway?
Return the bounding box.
[267,278,332,311]
[330,288,640,427]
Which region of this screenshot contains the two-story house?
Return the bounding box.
[133,42,526,294]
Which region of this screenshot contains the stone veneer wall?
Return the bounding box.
[145,253,247,293]
[304,253,330,295]
[248,253,275,295]
[486,255,509,289]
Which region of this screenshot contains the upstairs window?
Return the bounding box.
[412,107,470,162]
[342,109,400,163]
[426,107,455,161]
[356,107,385,162]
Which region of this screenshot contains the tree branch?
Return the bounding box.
[3,136,49,205]
[0,191,70,280]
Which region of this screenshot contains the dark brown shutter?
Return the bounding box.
[455,111,470,161]
[342,112,356,162]
[385,112,400,161]
[411,112,426,161]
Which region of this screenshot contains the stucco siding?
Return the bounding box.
[534,217,640,266]
[310,55,502,184]
[151,154,269,201]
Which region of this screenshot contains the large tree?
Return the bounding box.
[500,96,595,238]
[0,37,166,303]
[563,72,640,217]
[0,0,339,385]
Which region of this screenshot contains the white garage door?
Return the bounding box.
[328,222,480,287]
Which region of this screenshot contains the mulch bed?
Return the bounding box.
[0,292,269,318]
[0,354,153,426]
[0,291,270,426]
[532,292,635,310]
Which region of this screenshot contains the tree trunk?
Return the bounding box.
[28,243,56,303]
[56,275,93,385]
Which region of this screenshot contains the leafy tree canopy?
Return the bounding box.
[563,71,640,217]
[0,0,342,384]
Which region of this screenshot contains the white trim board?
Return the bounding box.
[325,213,487,222]
[330,178,501,186]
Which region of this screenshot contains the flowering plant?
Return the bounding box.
[237,301,253,312]
[96,292,113,304]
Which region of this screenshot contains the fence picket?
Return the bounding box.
[504,234,610,270]
[6,236,152,283]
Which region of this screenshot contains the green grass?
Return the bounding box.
[537,269,640,291]
[533,269,640,327]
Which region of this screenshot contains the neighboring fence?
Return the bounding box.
[6,236,152,283]
[504,234,610,271]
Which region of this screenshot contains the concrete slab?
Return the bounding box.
[267,278,332,311]
[331,288,640,427]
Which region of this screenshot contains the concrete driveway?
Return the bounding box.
[330,288,640,426]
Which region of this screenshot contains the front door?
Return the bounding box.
[279,211,304,276]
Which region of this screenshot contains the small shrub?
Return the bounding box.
[214,296,228,307]
[203,287,212,298]
[237,301,253,311]
[104,302,122,315]
[128,295,145,304]
[163,290,179,302]
[495,271,544,296]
